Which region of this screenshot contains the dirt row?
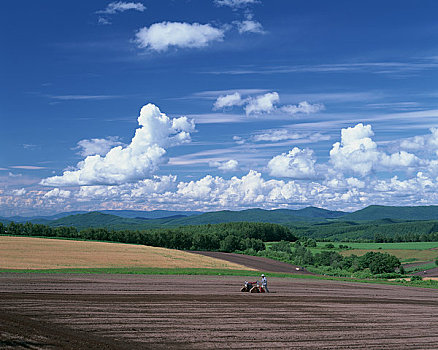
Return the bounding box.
[1,273,437,349]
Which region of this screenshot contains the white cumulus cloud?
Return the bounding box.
[213,91,324,117]
[209,159,239,171]
[330,123,379,176]
[135,22,224,52]
[268,147,317,179]
[44,188,71,199]
[76,137,124,157]
[213,92,244,109]
[330,123,420,177]
[380,151,421,168]
[12,188,26,196]
[281,101,325,115]
[400,127,438,152]
[245,92,279,115]
[41,103,195,186]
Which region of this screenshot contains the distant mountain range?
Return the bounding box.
[0,210,201,224]
[3,205,438,230]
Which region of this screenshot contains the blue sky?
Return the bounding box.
[2,0,438,216]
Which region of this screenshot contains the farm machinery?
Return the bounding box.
[240,281,266,293]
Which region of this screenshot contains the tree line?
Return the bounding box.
[0,221,296,252]
[265,240,401,275]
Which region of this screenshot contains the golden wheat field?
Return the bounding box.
[0,236,254,270]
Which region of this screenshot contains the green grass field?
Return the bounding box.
[316,242,438,250]
[266,241,438,265]
[404,262,437,273]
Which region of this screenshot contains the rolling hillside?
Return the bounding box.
[341,205,438,221]
[49,212,156,230]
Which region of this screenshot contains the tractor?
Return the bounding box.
[240,281,266,293]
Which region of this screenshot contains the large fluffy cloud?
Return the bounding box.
[41,104,195,186]
[400,127,438,152]
[268,147,317,179]
[329,123,379,176]
[135,22,224,51]
[330,123,420,176]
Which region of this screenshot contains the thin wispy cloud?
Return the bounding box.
[97,1,145,25]
[203,59,438,76]
[187,113,249,124]
[48,94,123,101]
[214,0,260,9]
[10,166,47,170]
[193,89,269,99]
[97,2,146,14]
[234,20,265,34]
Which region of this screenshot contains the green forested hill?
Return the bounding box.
[287,219,438,241]
[49,212,154,230]
[157,208,330,225]
[293,207,346,218]
[341,205,438,221]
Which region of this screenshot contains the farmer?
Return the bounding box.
[261,274,269,292]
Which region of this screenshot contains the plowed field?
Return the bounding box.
[192,251,313,274]
[1,274,437,349]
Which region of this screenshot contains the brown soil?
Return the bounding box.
[192,251,313,274]
[402,261,438,277]
[413,267,438,277]
[1,274,437,349]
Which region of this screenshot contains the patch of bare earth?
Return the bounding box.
[1,274,437,349]
[412,267,438,278]
[192,251,313,274]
